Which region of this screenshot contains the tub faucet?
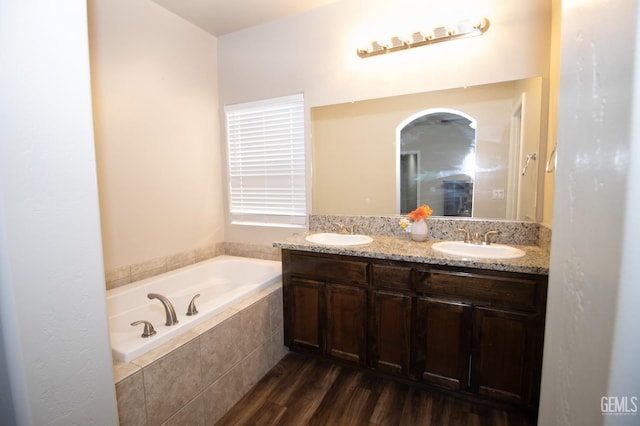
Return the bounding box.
[148,293,179,326]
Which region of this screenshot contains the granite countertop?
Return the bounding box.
[274,233,550,275]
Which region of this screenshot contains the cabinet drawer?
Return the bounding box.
[290,254,368,285]
[415,269,537,311]
[372,264,412,291]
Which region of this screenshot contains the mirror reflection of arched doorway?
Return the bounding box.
[398,109,477,216]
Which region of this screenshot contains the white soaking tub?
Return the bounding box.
[107,255,282,362]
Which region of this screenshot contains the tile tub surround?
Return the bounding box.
[106,242,281,290]
[223,241,282,261]
[105,243,224,290]
[112,284,288,426]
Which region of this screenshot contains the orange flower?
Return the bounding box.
[408,205,433,221]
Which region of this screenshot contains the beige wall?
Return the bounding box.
[89,0,223,270]
[541,0,562,227]
[218,0,553,243]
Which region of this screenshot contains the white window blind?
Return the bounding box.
[225,94,306,226]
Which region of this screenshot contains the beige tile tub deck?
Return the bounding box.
[112,283,286,426]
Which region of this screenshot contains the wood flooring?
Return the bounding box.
[216,352,537,426]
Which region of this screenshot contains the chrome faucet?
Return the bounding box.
[148,293,179,326]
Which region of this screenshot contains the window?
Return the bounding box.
[225,94,306,226]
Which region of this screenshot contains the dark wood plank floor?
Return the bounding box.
[217,353,537,426]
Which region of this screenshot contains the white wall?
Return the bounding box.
[0,1,118,424]
[89,0,222,271]
[219,0,551,107]
[607,0,640,413]
[538,0,640,424]
[218,0,552,244]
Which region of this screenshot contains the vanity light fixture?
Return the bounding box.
[357,18,490,58]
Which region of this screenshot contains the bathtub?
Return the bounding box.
[107,255,282,362]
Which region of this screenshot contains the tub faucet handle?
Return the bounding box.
[131,320,157,338]
[186,294,200,316]
[147,293,179,326]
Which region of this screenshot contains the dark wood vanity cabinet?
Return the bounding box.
[369,289,412,374]
[288,278,323,353]
[415,297,472,391]
[413,267,546,408]
[283,252,369,364]
[472,306,539,405]
[282,249,547,412]
[325,283,367,363]
[369,263,412,375]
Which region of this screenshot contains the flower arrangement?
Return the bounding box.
[408,205,433,221]
[399,204,433,230]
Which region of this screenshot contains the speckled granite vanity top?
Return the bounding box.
[274,233,549,275]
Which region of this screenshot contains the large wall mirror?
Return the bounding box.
[311,77,547,221]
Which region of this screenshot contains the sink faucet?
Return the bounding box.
[457,228,471,243]
[332,222,347,234]
[457,228,499,245]
[471,232,483,245]
[332,222,362,234]
[148,293,179,326]
[347,223,361,234]
[483,230,499,245]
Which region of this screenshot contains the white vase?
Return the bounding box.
[411,219,428,242]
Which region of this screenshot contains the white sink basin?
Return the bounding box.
[431,241,525,259]
[305,233,373,246]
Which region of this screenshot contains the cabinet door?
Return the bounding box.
[286,279,323,353]
[326,283,367,364]
[369,290,411,375]
[416,298,472,391]
[472,306,538,407]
